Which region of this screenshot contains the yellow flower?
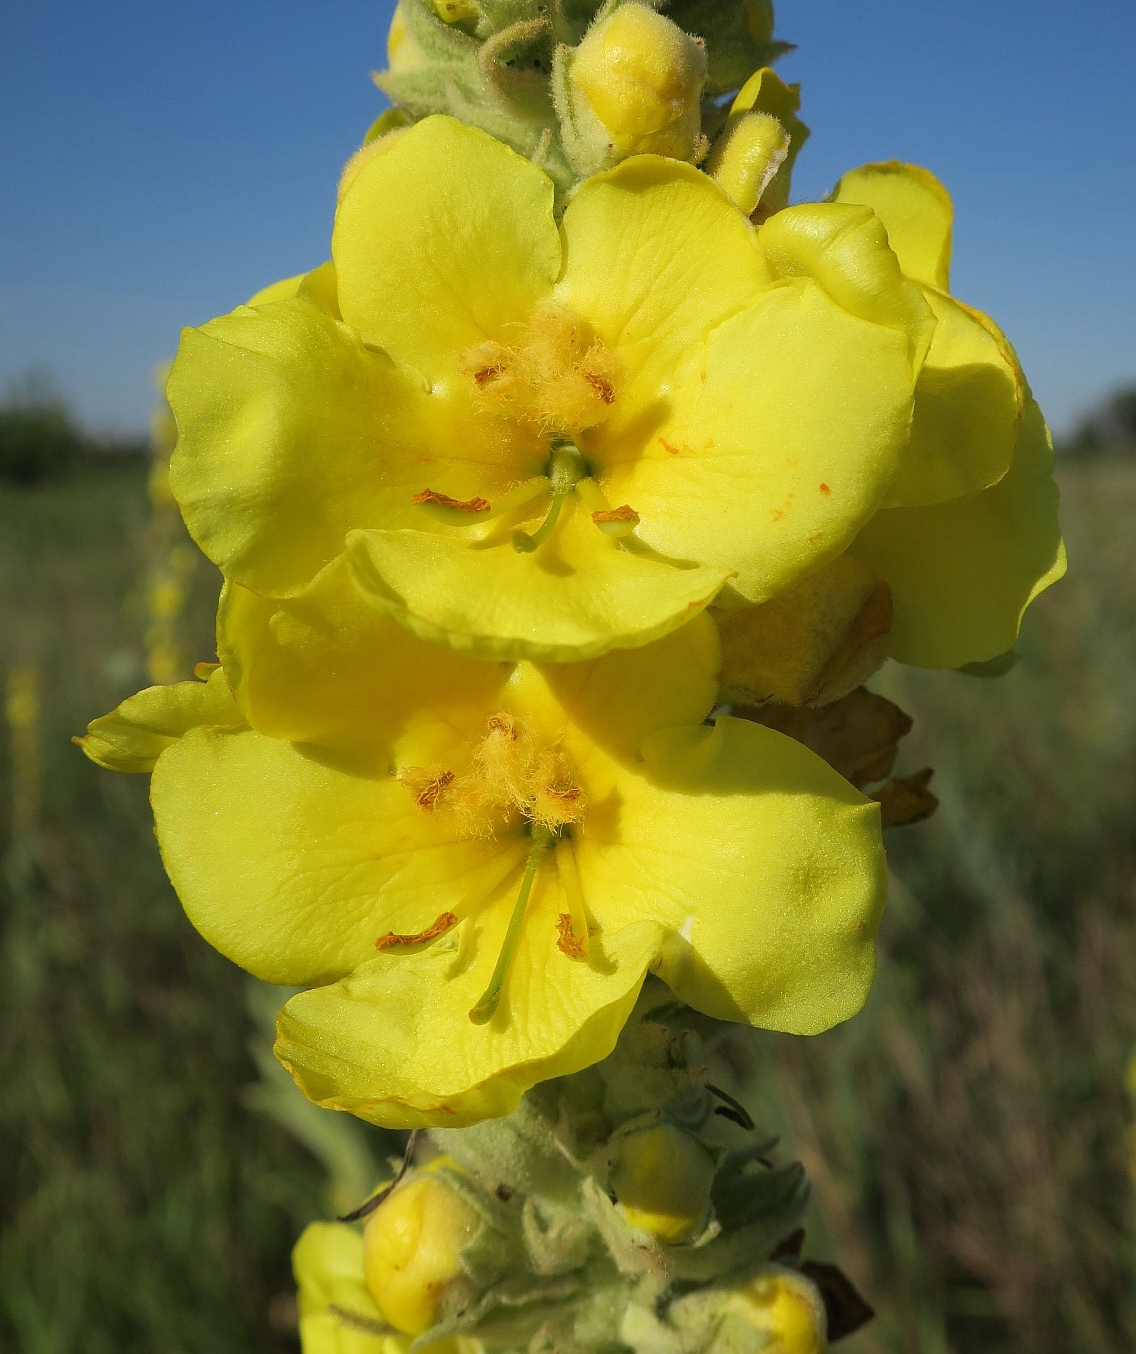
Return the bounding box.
[293,1220,481,1354]
[833,161,1066,668]
[716,162,1065,691]
[80,567,886,1127]
[168,114,933,663]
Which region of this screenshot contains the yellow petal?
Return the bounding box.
[218,558,510,750]
[725,66,809,215]
[886,289,1021,507]
[150,726,517,986]
[334,116,561,388]
[516,609,720,761]
[246,261,341,316]
[168,298,499,596]
[245,272,306,307]
[599,273,919,604]
[832,160,954,291]
[756,202,935,368]
[559,155,770,434]
[347,497,729,662]
[573,717,886,1035]
[850,394,1066,667]
[77,668,243,773]
[293,1223,390,1352]
[275,914,664,1128]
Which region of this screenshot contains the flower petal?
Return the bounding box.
[831,161,953,291]
[334,116,561,388]
[77,668,243,773]
[218,559,511,750]
[572,716,887,1035]
[600,275,919,603]
[850,394,1066,667]
[167,300,403,594]
[275,913,664,1129]
[886,290,1021,507]
[293,1224,388,1347]
[347,498,730,662]
[167,298,508,596]
[513,609,720,761]
[560,155,769,435]
[150,726,517,986]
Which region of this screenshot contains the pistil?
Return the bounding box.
[469,826,553,1024]
[512,444,587,554]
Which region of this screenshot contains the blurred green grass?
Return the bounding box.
[0,465,326,1354]
[1,457,1133,1352]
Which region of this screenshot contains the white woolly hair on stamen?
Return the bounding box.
[401,715,586,839]
[458,301,621,435]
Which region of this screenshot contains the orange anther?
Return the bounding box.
[411,488,492,513]
[583,370,616,404]
[556,913,587,958]
[591,504,640,526]
[376,911,459,951]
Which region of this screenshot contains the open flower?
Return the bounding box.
[80,566,885,1127]
[835,161,1066,668]
[167,114,932,662]
[713,161,1064,692]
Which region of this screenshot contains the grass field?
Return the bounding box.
[1,457,1133,1352]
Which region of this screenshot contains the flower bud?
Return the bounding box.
[386,4,428,75]
[431,0,479,25]
[721,1267,828,1354]
[705,110,789,216]
[609,1123,716,1244]
[714,555,893,709]
[559,3,707,174]
[362,1170,481,1335]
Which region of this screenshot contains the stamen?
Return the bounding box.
[376,911,458,951]
[411,488,491,513]
[592,504,640,538]
[469,828,552,1024]
[554,837,590,959]
[400,767,455,811]
[575,476,640,538]
[556,914,587,958]
[582,370,616,405]
[513,444,586,554]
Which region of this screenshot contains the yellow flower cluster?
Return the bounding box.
[79,2,1063,1135]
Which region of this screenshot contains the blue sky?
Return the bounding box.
[1,0,1133,437]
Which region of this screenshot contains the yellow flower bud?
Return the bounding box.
[562,3,707,172]
[725,1267,827,1354]
[386,4,428,74]
[609,1124,716,1244]
[706,110,789,217]
[431,0,479,23]
[362,1171,480,1335]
